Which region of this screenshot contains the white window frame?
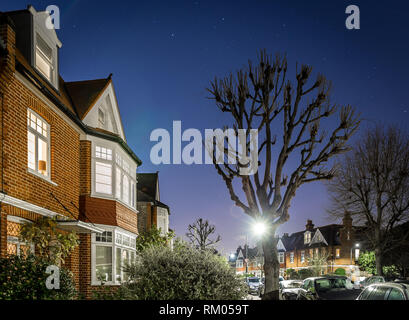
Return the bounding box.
[290,252,294,263]
[278,252,284,264]
[304,231,311,244]
[91,225,137,286]
[27,108,52,182]
[236,259,243,268]
[301,251,305,263]
[33,32,58,89]
[91,142,137,211]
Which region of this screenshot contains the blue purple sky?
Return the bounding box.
[3,0,409,255]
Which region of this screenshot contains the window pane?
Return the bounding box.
[122,175,129,204]
[38,138,48,176]
[95,246,112,282]
[36,50,51,80]
[369,286,389,300]
[116,168,121,198]
[388,288,405,300]
[95,162,112,194]
[116,247,122,282]
[27,131,36,170]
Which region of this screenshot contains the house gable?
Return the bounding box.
[277,238,286,251]
[310,228,328,246]
[81,81,126,141]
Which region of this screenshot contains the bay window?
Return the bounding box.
[93,144,137,209]
[27,109,50,178]
[92,227,137,285]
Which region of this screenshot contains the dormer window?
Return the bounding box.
[35,34,53,82]
[304,231,311,244]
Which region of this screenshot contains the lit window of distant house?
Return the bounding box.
[35,34,53,82]
[236,259,243,268]
[336,248,341,258]
[290,252,294,263]
[309,249,313,257]
[315,248,319,257]
[27,109,50,178]
[304,231,311,244]
[347,230,350,240]
[278,252,284,263]
[301,251,305,263]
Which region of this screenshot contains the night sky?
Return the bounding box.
[3,0,409,256]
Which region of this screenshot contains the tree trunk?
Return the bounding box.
[375,247,383,276]
[261,234,280,300]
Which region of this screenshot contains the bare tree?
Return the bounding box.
[186,218,221,251]
[206,50,360,299]
[327,125,409,276]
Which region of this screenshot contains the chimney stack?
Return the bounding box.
[305,219,314,231]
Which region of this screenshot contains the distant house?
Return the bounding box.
[136,172,170,236]
[230,212,362,280]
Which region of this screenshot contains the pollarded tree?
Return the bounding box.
[327,125,409,276]
[186,218,221,251]
[206,50,360,299]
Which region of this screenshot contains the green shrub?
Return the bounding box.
[286,268,299,279]
[334,268,346,276]
[118,243,247,300]
[0,254,77,300]
[298,268,314,279]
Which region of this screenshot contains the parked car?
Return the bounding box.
[359,276,385,289]
[279,280,304,300]
[297,276,361,300]
[246,277,262,295]
[356,282,409,300]
[258,276,284,297]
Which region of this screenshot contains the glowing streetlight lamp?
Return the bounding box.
[252,221,267,236]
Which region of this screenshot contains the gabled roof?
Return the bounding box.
[281,224,342,251]
[65,77,111,120]
[137,172,159,200]
[137,172,170,212]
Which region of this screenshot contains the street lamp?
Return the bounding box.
[245,220,268,282]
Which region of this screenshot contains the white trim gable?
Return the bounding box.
[277,238,286,251]
[237,249,244,259]
[310,228,328,246]
[82,82,126,141]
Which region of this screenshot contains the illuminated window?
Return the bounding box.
[301,251,305,263]
[95,162,112,194]
[304,231,311,244]
[278,252,284,263]
[336,248,341,258]
[95,146,112,160]
[27,109,50,178]
[35,34,53,81]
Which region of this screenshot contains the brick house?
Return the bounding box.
[230,213,362,280]
[0,6,143,298]
[136,172,170,236]
[281,214,361,279]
